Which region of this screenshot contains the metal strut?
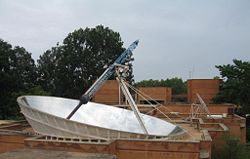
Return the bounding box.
[116,75,149,135]
[67,40,139,119]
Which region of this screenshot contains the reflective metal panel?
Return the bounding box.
[17,96,185,139]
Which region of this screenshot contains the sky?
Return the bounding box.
[0,0,250,82]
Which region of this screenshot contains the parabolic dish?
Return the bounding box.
[17,96,185,140]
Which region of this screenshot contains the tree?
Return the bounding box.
[213,59,250,114]
[0,39,38,119]
[37,25,130,99]
[212,133,250,159]
[12,46,37,90]
[135,77,187,94]
[37,46,61,95]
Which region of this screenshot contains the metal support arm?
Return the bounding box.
[116,76,149,134]
[67,40,139,119]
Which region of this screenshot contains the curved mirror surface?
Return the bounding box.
[21,96,182,136]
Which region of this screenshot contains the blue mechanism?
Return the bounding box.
[67,40,139,119]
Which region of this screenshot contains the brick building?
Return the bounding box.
[187,79,221,103]
[0,79,246,159]
[137,87,172,105]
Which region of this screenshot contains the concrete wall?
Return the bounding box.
[187,79,221,103]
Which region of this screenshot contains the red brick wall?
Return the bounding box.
[0,135,26,153]
[187,79,221,103]
[93,80,121,105]
[137,87,172,104]
[158,104,234,114]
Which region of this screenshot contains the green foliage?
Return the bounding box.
[135,77,186,94]
[12,86,51,97]
[247,126,250,143]
[212,133,250,159]
[0,25,133,119]
[9,86,51,120]
[0,39,38,119]
[37,25,128,98]
[213,59,250,114]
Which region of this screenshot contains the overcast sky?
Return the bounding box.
[0,0,250,81]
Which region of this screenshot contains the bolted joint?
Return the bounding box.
[80,94,90,104]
